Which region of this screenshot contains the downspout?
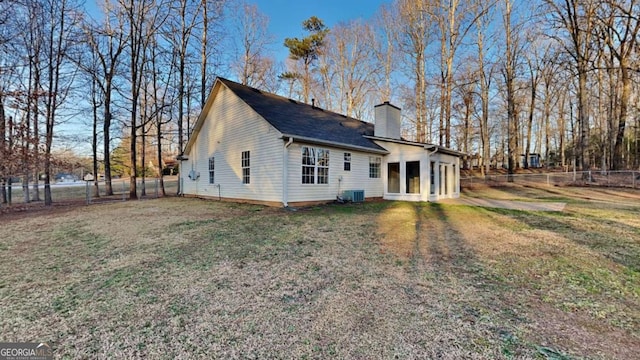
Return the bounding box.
[455,156,461,196]
[425,145,438,201]
[282,137,294,207]
[425,144,439,157]
[176,155,188,196]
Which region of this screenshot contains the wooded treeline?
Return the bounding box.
[1,0,639,205]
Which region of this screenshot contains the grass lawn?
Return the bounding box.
[0,184,638,359]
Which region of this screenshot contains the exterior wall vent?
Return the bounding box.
[342,190,365,203]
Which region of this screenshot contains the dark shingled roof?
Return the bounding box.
[219,78,387,153]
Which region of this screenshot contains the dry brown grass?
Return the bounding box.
[1,186,638,359]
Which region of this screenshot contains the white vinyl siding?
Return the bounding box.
[286,142,383,203]
[182,84,283,202]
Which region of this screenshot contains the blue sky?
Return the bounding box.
[85,0,389,60]
[71,0,388,155]
[253,0,387,48]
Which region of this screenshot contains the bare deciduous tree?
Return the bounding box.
[395,0,434,143]
[321,20,378,118]
[545,0,598,174]
[84,0,128,196]
[228,1,276,90]
[598,0,640,169]
[119,0,168,200]
[42,0,83,205]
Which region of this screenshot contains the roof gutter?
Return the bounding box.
[365,135,466,157]
[425,144,438,157]
[282,137,294,207]
[281,134,389,155]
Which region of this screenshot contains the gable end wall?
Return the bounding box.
[182,85,283,202]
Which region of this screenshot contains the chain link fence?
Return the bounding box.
[1,177,179,207]
[461,170,640,189]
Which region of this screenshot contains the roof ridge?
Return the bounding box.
[215,76,386,154]
[217,76,372,125]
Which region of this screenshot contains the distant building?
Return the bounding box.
[520,153,542,168]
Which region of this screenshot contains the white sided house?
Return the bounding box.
[180,78,463,207]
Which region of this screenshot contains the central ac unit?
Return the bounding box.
[342,190,365,203]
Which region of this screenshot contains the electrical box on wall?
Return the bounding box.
[188,170,200,180]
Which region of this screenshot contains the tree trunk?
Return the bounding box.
[525,73,537,169]
[7,178,12,205]
[31,15,42,202]
[416,51,425,143]
[92,78,100,198]
[22,176,30,204]
[463,96,471,168]
[141,139,146,196]
[104,83,114,195]
[22,117,30,204]
[439,29,446,147]
[444,54,454,148]
[504,0,517,182]
[157,121,165,196]
[577,69,589,173]
[1,180,5,204]
[0,94,5,204]
[613,63,630,170]
[558,93,572,169]
[606,59,616,170]
[543,81,552,168]
[476,10,491,177]
[44,0,69,206]
[201,0,208,108]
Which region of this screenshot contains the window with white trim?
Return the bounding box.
[208,157,215,184]
[369,156,381,178]
[344,152,351,171]
[241,151,250,184]
[302,146,330,184]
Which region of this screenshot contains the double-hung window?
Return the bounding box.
[302,146,330,184]
[369,156,381,178]
[343,153,351,171]
[208,157,215,184]
[241,151,250,184]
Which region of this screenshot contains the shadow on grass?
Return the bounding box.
[378,201,536,357]
[484,207,640,273]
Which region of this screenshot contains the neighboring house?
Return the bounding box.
[180,77,463,207]
[520,153,542,168]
